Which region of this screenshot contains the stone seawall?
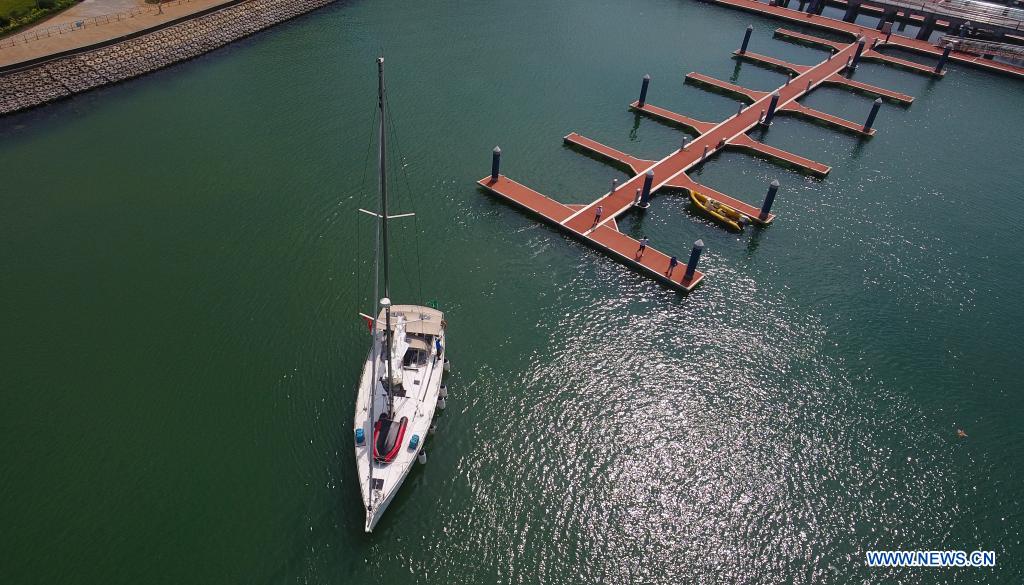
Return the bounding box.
[0,0,335,116]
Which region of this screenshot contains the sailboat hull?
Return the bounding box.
[353,304,446,532]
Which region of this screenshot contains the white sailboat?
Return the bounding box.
[353,57,449,533]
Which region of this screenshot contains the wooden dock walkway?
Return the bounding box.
[477,0,1023,292]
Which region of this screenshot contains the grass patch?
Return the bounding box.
[0,0,80,36]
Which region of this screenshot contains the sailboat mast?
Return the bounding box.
[377,56,396,418]
[377,56,390,298]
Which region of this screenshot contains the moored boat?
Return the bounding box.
[690,190,749,231]
[354,302,446,532]
[352,57,449,533]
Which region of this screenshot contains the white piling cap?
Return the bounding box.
[493,146,501,153]
[771,179,780,187]
[643,74,651,80]
[694,239,705,249]
[380,297,392,307]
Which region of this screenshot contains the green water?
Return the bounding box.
[2,0,1022,582]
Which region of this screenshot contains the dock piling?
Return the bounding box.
[740,25,753,54]
[877,7,896,30]
[612,178,618,192]
[637,170,655,207]
[916,14,936,41]
[638,74,651,107]
[683,240,705,283]
[760,180,779,220]
[842,0,859,23]
[763,91,780,125]
[898,11,909,31]
[490,146,501,182]
[935,45,952,74]
[863,98,882,133]
[851,37,865,70]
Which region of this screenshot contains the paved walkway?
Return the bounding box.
[0,0,234,68]
[30,0,149,27]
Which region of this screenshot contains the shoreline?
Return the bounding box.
[0,0,335,116]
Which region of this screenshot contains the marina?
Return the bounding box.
[2,0,1023,582]
[478,1,984,291]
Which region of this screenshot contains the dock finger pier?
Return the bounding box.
[477,0,1024,293]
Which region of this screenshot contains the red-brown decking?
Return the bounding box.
[863,48,944,75]
[685,72,768,102]
[628,102,716,134]
[824,74,914,104]
[774,28,848,51]
[477,176,705,291]
[567,204,619,232]
[564,133,654,175]
[477,176,574,224]
[729,134,831,176]
[557,37,873,234]
[733,49,812,74]
[773,28,942,76]
[733,49,914,104]
[664,174,775,223]
[780,100,875,135]
[477,0,1020,291]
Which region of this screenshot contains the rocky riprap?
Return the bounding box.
[0,0,335,115]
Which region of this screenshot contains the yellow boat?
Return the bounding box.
[690,190,748,231]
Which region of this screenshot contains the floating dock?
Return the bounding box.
[478,0,1024,292]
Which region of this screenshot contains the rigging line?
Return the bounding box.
[383,103,418,301]
[413,213,424,304]
[389,98,424,304]
[383,90,425,303]
[357,103,377,314]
